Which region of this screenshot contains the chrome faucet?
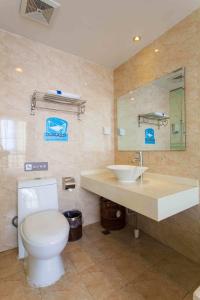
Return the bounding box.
[133,151,144,183]
[133,151,143,167]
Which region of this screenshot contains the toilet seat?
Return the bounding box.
[21,210,69,246]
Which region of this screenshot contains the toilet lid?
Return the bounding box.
[21,210,69,246]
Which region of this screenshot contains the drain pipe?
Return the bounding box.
[127,209,140,239]
[12,216,18,228]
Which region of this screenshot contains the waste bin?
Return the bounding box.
[100,198,126,230]
[63,210,82,241]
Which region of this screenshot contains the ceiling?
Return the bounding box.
[0,0,199,69]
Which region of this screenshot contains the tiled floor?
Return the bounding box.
[0,223,200,299]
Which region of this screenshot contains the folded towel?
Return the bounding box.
[153,112,168,117]
[48,90,81,100]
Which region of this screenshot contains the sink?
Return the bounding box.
[81,169,199,221]
[107,165,148,183]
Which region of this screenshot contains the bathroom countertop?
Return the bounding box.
[80,169,199,221]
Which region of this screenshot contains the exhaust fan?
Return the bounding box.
[20,0,60,25]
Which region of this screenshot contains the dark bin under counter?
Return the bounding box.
[100,197,126,230]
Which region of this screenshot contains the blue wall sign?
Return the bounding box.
[145,128,155,144]
[44,117,68,141]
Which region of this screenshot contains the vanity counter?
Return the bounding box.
[80,170,199,221]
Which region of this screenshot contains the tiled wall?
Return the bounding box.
[0,30,114,252]
[114,9,200,263]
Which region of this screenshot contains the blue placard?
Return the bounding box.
[145,128,155,144]
[44,117,68,141]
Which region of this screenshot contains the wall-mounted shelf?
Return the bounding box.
[31,91,87,120]
[138,113,170,129]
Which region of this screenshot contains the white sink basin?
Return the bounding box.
[107,165,148,183]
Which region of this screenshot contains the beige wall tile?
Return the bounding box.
[0,29,114,252]
[114,8,200,263]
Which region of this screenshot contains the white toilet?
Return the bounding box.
[18,178,69,288]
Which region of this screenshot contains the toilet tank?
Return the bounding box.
[18,178,58,259]
[18,178,58,221]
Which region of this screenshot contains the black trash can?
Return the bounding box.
[63,210,82,242]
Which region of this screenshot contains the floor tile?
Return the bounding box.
[67,247,95,273]
[41,288,92,300]
[40,272,93,299]
[0,248,24,280]
[83,222,105,243]
[0,223,199,300]
[183,290,194,300]
[79,265,116,300]
[108,287,145,300]
[61,251,77,274]
[124,269,187,300]
[0,279,42,300]
[130,232,176,265]
[152,251,200,292]
[94,257,127,290]
[112,252,152,284]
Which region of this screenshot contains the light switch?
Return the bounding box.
[118,128,126,136]
[103,127,111,135]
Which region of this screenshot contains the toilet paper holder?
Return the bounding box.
[62,177,75,191]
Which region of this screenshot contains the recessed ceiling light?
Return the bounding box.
[130,97,135,101]
[133,36,141,42]
[15,67,23,73]
[154,48,159,53]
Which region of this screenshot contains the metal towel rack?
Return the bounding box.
[31,91,87,120]
[138,113,170,129]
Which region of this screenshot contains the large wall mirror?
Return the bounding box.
[117,68,186,151]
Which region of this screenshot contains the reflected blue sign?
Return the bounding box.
[44,117,68,141]
[145,128,155,144]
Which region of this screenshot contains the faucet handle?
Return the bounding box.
[134,153,140,159]
[132,157,139,165]
[132,151,143,166]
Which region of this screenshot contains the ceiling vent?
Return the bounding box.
[20,0,60,25]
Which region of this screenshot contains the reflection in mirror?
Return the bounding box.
[117,68,185,151]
